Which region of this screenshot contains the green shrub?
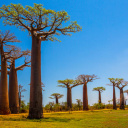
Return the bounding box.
[105,104,113,109]
[53,104,62,112]
[72,103,82,111]
[92,103,105,110]
[19,101,29,113]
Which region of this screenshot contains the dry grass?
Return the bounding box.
[0,109,128,128]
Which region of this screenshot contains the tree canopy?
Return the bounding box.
[108,78,123,86]
[77,74,98,84]
[93,87,106,92]
[58,79,81,88]
[49,93,63,99]
[0,3,82,41]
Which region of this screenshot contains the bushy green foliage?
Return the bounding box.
[71,103,83,111]
[60,102,68,111]
[19,101,29,113]
[44,104,51,112]
[44,102,83,112]
[125,105,128,108]
[53,104,62,112]
[105,104,113,109]
[91,103,105,110]
[0,3,82,42]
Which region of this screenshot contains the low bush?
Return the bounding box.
[91,103,105,110]
[105,104,113,109]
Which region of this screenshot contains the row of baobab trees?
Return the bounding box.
[0,3,127,119]
[0,38,127,117]
[48,77,128,111]
[0,3,81,119]
[0,30,31,114]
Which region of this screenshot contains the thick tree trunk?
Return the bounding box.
[0,51,10,114]
[98,91,101,104]
[120,88,125,109]
[55,96,58,104]
[83,84,88,110]
[0,43,2,86]
[67,87,72,109]
[9,61,19,113]
[69,88,72,109]
[113,85,117,110]
[29,35,43,119]
[67,88,69,109]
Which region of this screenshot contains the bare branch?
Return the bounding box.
[15,61,31,71]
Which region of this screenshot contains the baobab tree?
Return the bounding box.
[124,89,128,95]
[124,89,128,105]
[108,78,123,110]
[0,40,2,94]
[93,87,106,104]
[76,99,82,110]
[58,79,81,109]
[18,84,27,110]
[0,30,20,114]
[0,43,1,82]
[8,48,30,113]
[115,80,128,109]
[0,3,81,119]
[49,93,63,104]
[77,74,98,110]
[108,99,113,104]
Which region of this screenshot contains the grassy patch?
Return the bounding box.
[0,110,128,128]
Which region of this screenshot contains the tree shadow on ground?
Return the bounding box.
[0,116,72,122]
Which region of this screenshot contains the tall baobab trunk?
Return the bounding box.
[29,35,43,119]
[0,56,10,114]
[98,91,101,104]
[113,85,117,110]
[83,84,88,110]
[67,87,72,109]
[69,88,72,109]
[55,96,58,104]
[120,88,125,109]
[9,61,19,113]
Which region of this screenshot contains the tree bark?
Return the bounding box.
[0,43,2,87]
[83,83,88,110]
[67,87,72,109]
[29,34,43,119]
[9,61,19,113]
[120,88,125,109]
[99,91,101,104]
[113,85,117,110]
[0,46,10,114]
[55,96,58,104]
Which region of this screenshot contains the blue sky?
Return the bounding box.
[1,0,128,106]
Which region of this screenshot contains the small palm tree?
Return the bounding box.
[49,93,63,104]
[93,87,106,104]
